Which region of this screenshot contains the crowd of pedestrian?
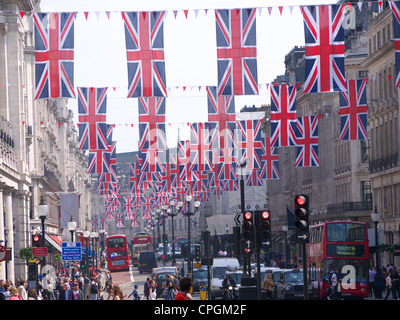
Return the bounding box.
[0,267,114,301]
[369,264,400,300]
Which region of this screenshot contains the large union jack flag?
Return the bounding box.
[259,136,279,180]
[236,119,263,170]
[34,12,76,99]
[190,123,217,173]
[215,9,258,96]
[88,148,110,174]
[270,84,297,147]
[138,97,167,151]
[301,5,346,93]
[122,11,167,98]
[294,115,319,167]
[207,86,237,151]
[339,78,368,141]
[77,87,108,150]
[389,2,400,88]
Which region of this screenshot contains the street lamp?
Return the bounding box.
[83,230,90,276]
[371,208,380,271]
[68,216,77,242]
[91,232,98,270]
[37,197,49,268]
[183,195,200,274]
[168,199,179,265]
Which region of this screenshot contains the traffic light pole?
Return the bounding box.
[302,243,308,300]
[254,211,261,300]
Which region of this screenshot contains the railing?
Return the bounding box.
[44,164,62,191]
[327,201,373,214]
[369,153,398,173]
[0,115,17,170]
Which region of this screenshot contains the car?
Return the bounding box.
[192,267,208,292]
[274,269,313,300]
[152,266,180,297]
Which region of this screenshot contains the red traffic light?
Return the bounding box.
[33,235,40,242]
[295,195,306,206]
[244,211,252,220]
[261,211,270,220]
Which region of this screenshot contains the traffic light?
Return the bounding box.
[294,194,310,243]
[80,259,85,270]
[32,234,41,247]
[258,210,271,244]
[242,211,254,241]
[194,246,200,261]
[181,244,189,261]
[162,234,168,244]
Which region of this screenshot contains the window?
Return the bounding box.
[326,223,365,242]
[361,181,372,205]
[360,140,370,163]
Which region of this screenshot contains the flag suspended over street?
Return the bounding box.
[34,12,76,99]
[294,115,319,167]
[122,11,167,98]
[339,78,368,141]
[215,8,258,96]
[389,1,400,88]
[77,87,108,151]
[301,5,346,93]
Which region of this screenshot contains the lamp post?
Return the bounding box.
[161,205,168,259]
[83,230,90,276]
[37,197,49,268]
[183,195,200,274]
[168,199,178,266]
[91,232,98,271]
[371,208,380,271]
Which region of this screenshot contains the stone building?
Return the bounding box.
[0,0,91,282]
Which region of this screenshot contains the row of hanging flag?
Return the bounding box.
[28,2,399,227]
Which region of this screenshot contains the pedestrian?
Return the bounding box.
[369,267,376,297]
[327,268,339,300]
[89,277,99,300]
[17,280,27,300]
[58,283,74,300]
[384,272,392,300]
[27,288,42,300]
[72,282,85,300]
[128,284,141,300]
[174,277,192,300]
[144,277,150,300]
[9,287,21,300]
[112,285,124,300]
[149,280,157,300]
[165,275,175,300]
[262,273,274,300]
[390,267,400,300]
[2,283,11,300]
[374,267,385,299]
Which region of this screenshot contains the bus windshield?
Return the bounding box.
[326,223,365,242]
[323,259,369,282]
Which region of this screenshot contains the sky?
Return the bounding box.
[40,0,338,153]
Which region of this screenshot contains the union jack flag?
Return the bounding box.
[259,137,279,180]
[92,214,98,231]
[246,168,263,186]
[129,162,140,196]
[141,195,153,220]
[215,9,258,95]
[115,211,124,228]
[339,78,368,141]
[301,5,346,93]
[206,86,237,150]
[389,2,400,87]
[177,140,191,187]
[34,12,76,99]
[123,197,135,220]
[122,11,167,97]
[190,123,217,173]
[100,211,108,229]
[88,148,110,174]
[236,119,263,170]
[270,84,297,147]
[294,115,319,167]
[77,87,108,151]
[138,97,167,151]
[160,156,178,196]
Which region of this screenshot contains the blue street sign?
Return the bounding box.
[296,232,309,243]
[62,242,82,261]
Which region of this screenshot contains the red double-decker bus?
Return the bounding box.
[308,221,369,299]
[106,234,130,272]
[131,232,152,267]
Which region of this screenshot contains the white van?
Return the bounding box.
[210,257,240,299]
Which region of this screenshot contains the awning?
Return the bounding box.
[45,234,62,253]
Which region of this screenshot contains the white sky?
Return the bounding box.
[40,0,337,153]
